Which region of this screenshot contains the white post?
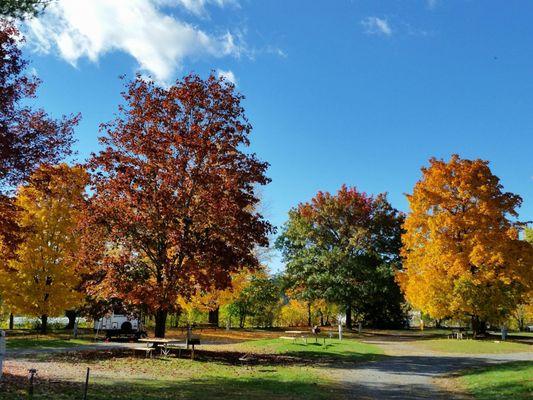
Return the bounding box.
[0,330,5,379]
[338,323,343,341]
[73,318,79,339]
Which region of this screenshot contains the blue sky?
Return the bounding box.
[21,0,533,271]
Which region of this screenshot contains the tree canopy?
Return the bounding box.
[83,73,273,337]
[276,185,406,328]
[398,155,533,335]
[0,164,88,333]
[0,0,50,19]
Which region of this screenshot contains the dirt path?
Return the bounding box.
[332,338,533,399]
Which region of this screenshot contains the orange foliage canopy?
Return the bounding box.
[398,155,533,326]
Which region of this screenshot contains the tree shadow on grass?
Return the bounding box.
[0,372,343,400]
[37,345,383,369]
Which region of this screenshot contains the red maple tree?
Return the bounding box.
[85,74,273,337]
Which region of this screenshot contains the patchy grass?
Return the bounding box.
[415,339,531,354]
[457,361,533,400]
[0,350,345,400]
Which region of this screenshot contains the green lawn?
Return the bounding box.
[236,338,383,362]
[416,339,532,354]
[457,361,533,400]
[6,337,92,350]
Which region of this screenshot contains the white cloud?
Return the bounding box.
[157,0,237,17]
[361,17,392,36]
[217,69,236,85]
[25,0,242,83]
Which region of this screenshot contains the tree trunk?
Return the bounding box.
[319,310,324,326]
[435,318,443,329]
[65,310,77,330]
[471,315,487,338]
[40,314,48,334]
[345,305,352,329]
[154,310,168,338]
[9,313,14,330]
[239,314,245,328]
[307,302,312,327]
[208,308,219,327]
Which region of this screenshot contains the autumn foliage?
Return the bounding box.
[0,20,78,271]
[398,156,533,334]
[0,164,88,332]
[84,74,273,337]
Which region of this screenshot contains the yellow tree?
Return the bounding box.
[398,155,533,336]
[0,164,88,333]
[177,269,254,326]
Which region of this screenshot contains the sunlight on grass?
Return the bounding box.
[416,339,531,354]
[458,361,533,400]
[237,338,383,362]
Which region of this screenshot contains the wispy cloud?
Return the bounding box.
[157,0,238,17]
[25,0,243,83]
[426,0,438,9]
[361,17,392,37]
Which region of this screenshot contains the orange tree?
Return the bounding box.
[398,155,533,336]
[84,74,272,337]
[276,185,405,329]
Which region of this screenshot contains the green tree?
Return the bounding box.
[276,185,406,329]
[229,274,280,328]
[0,0,51,19]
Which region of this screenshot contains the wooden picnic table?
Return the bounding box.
[282,330,309,345]
[137,338,185,356]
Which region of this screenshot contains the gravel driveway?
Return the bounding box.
[332,338,533,400]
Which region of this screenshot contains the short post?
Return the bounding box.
[73,319,79,339]
[358,322,362,334]
[338,323,343,341]
[0,330,5,379]
[501,326,508,341]
[28,368,37,399]
[83,367,90,400]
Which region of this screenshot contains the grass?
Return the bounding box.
[237,338,383,362]
[6,336,92,350]
[0,349,346,399]
[416,339,532,354]
[457,361,533,400]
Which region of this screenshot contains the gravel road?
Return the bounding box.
[332,338,532,400]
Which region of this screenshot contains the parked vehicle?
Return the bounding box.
[93,313,146,340]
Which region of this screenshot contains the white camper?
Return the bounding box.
[94,313,146,339]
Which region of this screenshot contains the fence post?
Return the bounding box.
[28,368,37,399]
[0,330,5,379]
[83,367,90,400]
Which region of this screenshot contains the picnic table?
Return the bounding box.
[448,329,468,340]
[137,338,185,356]
[281,330,308,345]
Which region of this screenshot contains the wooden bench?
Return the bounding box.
[133,347,154,358]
